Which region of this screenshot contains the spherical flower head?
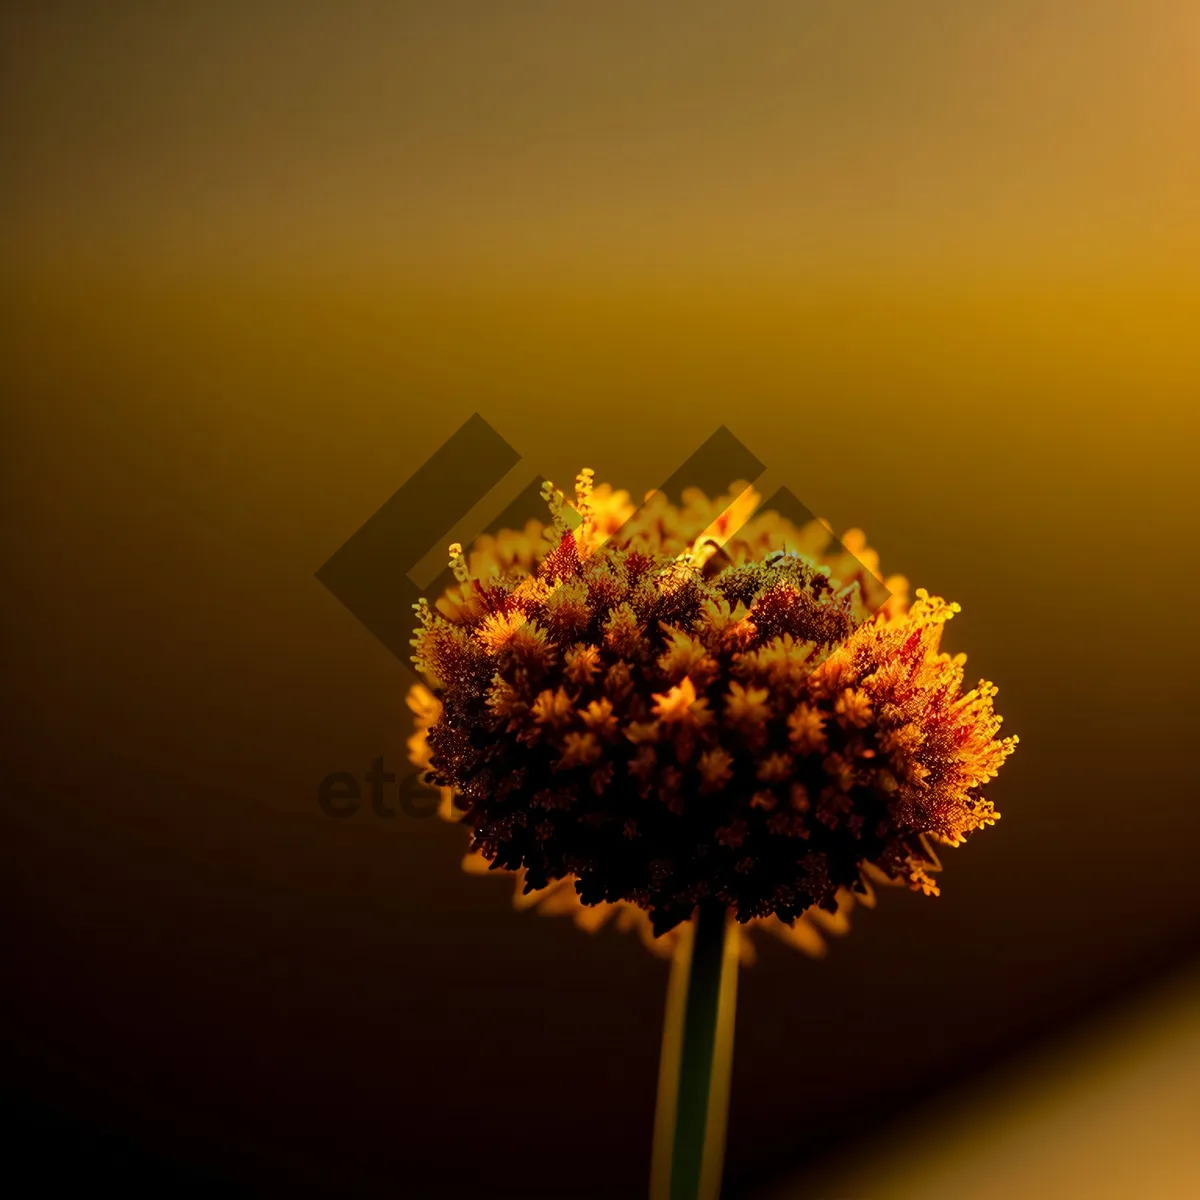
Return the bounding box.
[412,475,1016,938]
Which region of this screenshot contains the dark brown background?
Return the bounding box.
[4,3,1199,1196]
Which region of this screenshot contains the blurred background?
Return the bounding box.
[3,3,1199,1196]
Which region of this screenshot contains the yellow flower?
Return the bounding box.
[786,702,828,755]
[407,474,1015,957]
[652,677,703,724]
[724,679,771,726]
[697,747,735,793]
[530,687,574,728]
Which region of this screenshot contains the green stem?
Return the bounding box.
[665,902,736,1200]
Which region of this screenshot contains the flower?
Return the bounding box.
[408,475,1016,958]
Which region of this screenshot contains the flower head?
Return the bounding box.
[410,475,1016,948]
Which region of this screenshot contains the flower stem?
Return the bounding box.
[650,901,738,1200]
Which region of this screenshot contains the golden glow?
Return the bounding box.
[5,8,1200,1193]
[407,476,1013,955]
[771,968,1200,1200]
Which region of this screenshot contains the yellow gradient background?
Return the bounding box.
[4,4,1199,1197]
